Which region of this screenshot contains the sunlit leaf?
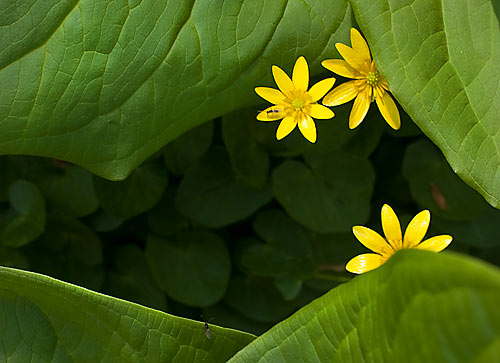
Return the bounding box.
[350,0,500,208]
[0,266,254,361]
[0,0,353,180]
[229,250,500,362]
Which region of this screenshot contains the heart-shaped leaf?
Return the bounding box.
[146,231,231,307]
[176,147,272,228]
[272,150,374,233]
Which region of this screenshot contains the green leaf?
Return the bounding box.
[229,250,500,362]
[0,247,29,270]
[176,147,272,228]
[86,208,123,232]
[433,206,500,248]
[241,209,315,282]
[0,180,46,247]
[222,111,270,189]
[163,121,214,176]
[24,211,105,290]
[0,266,255,361]
[224,276,297,323]
[146,231,230,307]
[340,108,385,157]
[147,187,189,237]
[250,102,354,158]
[0,0,353,180]
[103,244,167,311]
[403,139,488,221]
[350,0,500,208]
[39,164,99,217]
[272,150,374,233]
[93,161,168,220]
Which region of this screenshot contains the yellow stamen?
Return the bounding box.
[292,99,305,109]
[366,71,381,87]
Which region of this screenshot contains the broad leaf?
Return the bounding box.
[224,276,297,323]
[272,150,374,233]
[24,211,104,290]
[103,244,167,311]
[163,121,214,176]
[146,231,231,307]
[229,250,500,362]
[0,0,353,180]
[0,266,254,362]
[93,161,168,220]
[222,111,270,190]
[176,147,272,228]
[0,180,45,247]
[403,139,488,221]
[350,0,500,208]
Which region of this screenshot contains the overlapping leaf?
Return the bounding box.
[0,0,353,180]
[0,266,254,362]
[350,0,500,208]
[229,250,500,362]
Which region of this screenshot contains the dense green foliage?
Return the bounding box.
[1,0,500,361]
[1,103,499,345]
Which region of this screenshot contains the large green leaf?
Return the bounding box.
[0,0,353,180]
[0,266,254,361]
[229,250,500,362]
[349,0,500,207]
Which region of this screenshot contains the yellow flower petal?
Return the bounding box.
[349,88,371,129]
[297,114,317,143]
[308,104,334,119]
[346,253,384,274]
[257,106,287,121]
[335,43,370,74]
[416,235,453,252]
[321,59,363,79]
[381,78,389,91]
[352,226,393,255]
[403,210,430,249]
[375,91,401,130]
[308,77,336,102]
[381,204,402,250]
[276,116,297,140]
[322,80,358,107]
[272,65,295,95]
[292,56,309,91]
[255,87,286,105]
[350,28,372,66]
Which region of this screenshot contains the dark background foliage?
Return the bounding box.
[1,89,499,335]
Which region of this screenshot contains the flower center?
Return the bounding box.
[366,71,381,87]
[292,99,305,109]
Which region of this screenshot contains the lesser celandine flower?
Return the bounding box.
[255,56,336,143]
[346,204,453,274]
[322,28,401,130]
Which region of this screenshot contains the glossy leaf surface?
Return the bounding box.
[0,266,254,361]
[350,0,500,207]
[0,0,353,180]
[229,250,500,362]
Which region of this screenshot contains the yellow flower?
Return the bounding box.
[255,56,336,143]
[346,204,453,274]
[322,28,401,130]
